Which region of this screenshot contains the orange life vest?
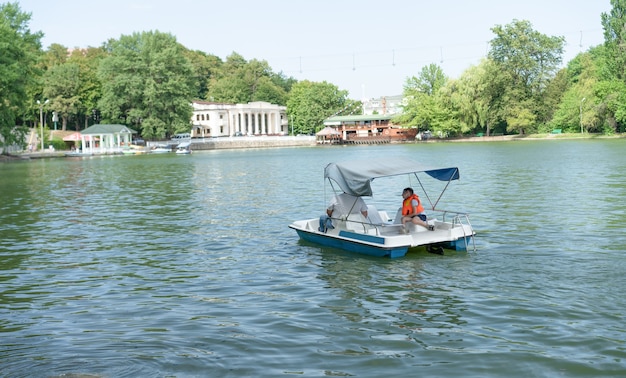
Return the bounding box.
[402,194,424,216]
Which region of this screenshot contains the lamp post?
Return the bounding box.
[37,99,49,151]
[580,97,586,134]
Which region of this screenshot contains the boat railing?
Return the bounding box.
[430,209,476,251]
[330,214,403,237]
[429,209,467,224]
[330,215,384,235]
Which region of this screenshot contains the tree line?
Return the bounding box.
[398,0,626,137]
[2,1,625,153]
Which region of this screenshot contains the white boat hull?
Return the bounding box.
[150,148,171,153]
[289,211,474,258]
[290,159,475,258]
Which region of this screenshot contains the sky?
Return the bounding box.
[16,0,612,100]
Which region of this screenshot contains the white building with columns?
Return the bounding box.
[191,101,288,137]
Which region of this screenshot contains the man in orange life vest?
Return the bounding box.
[401,187,434,232]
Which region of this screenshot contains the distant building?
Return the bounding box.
[191,101,288,137]
[319,95,415,144]
[323,114,417,144]
[361,95,404,115]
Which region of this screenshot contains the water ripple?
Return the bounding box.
[1,142,626,377]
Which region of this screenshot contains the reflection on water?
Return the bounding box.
[1,140,626,377]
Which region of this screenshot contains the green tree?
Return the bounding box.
[406,63,446,95]
[206,52,253,103]
[444,62,492,135]
[488,19,565,134]
[269,71,297,99]
[206,53,292,105]
[0,2,42,153]
[536,68,569,132]
[251,76,287,104]
[40,43,69,69]
[394,92,432,129]
[505,100,536,133]
[599,0,626,132]
[396,63,454,133]
[286,80,350,135]
[549,51,601,133]
[184,49,223,100]
[601,0,626,81]
[67,47,107,130]
[42,62,81,130]
[207,75,250,104]
[429,91,463,136]
[98,31,195,139]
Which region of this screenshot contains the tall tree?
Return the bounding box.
[489,20,565,95]
[601,0,626,81]
[42,62,81,130]
[286,81,350,135]
[396,63,452,133]
[206,53,292,105]
[445,63,488,135]
[40,43,69,69]
[0,2,42,153]
[488,20,565,134]
[183,49,223,100]
[251,76,287,105]
[98,31,195,139]
[405,63,446,96]
[549,51,601,133]
[67,47,107,130]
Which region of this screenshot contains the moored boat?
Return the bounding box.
[150,144,172,153]
[122,145,147,155]
[175,141,192,154]
[289,159,475,258]
[64,150,93,157]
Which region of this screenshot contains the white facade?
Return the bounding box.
[191,101,288,137]
[362,95,405,115]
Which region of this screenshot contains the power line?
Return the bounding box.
[261,27,603,76]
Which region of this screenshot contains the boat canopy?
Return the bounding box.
[324,159,460,197]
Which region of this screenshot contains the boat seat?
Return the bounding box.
[393,208,403,224]
[345,213,368,232]
[366,205,386,225]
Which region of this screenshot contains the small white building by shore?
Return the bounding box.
[191,101,288,137]
[80,124,136,154]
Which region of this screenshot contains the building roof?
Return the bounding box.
[316,126,341,136]
[81,124,137,135]
[324,114,394,125]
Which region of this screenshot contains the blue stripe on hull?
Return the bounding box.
[295,230,408,258]
[338,230,385,244]
[443,235,473,251]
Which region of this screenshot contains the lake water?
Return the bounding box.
[1,139,625,377]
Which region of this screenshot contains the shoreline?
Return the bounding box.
[3,133,624,163]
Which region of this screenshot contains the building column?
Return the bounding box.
[231,112,236,135]
[271,111,277,134]
[271,111,278,134]
[261,112,266,134]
